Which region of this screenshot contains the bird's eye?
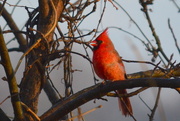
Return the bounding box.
[92,40,102,51]
[96,40,103,45]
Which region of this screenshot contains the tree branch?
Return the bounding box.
[0,108,11,121]
[19,0,66,119]
[168,18,180,54]
[0,27,25,120]
[127,64,180,79]
[0,3,27,52]
[139,0,170,64]
[40,78,180,121]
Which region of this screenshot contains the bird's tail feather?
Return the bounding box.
[117,89,133,116]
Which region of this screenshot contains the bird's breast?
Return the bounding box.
[92,49,125,81]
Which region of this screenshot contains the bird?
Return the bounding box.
[90,28,133,116]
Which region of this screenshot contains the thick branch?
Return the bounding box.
[0,27,25,120]
[19,0,66,119]
[43,79,60,105]
[0,3,27,52]
[40,78,180,121]
[0,108,11,121]
[127,65,180,79]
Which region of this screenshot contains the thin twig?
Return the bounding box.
[21,102,40,121]
[114,1,167,64]
[0,0,27,8]
[139,0,170,64]
[109,26,147,47]
[107,87,148,97]
[122,59,164,71]
[171,0,180,12]
[93,0,107,40]
[0,95,10,105]
[14,0,57,74]
[168,18,180,54]
[139,94,151,111]
[115,90,136,121]
[113,1,153,47]
[149,88,161,121]
[67,105,102,121]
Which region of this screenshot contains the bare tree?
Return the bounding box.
[0,0,180,121]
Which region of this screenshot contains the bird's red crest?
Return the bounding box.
[90,28,113,50]
[96,28,109,40]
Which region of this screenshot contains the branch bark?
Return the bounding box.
[0,27,25,120]
[19,0,66,120]
[127,65,180,79]
[40,78,180,121]
[0,108,11,121]
[0,3,27,52]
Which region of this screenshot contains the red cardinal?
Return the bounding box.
[91,28,133,116]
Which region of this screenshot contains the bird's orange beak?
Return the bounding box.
[90,40,97,47]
